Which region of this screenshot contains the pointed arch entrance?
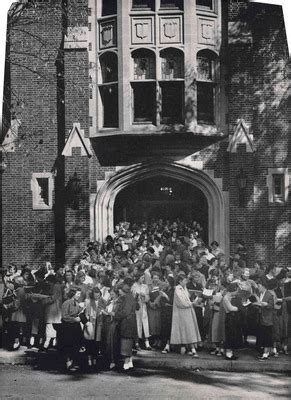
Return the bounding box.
[93,161,228,256]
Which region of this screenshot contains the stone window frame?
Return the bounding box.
[267,168,289,205]
[31,172,54,210]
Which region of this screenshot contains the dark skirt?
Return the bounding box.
[224,312,243,350]
[60,321,82,358]
[160,305,172,341]
[102,316,119,363]
[120,338,133,357]
[257,325,273,348]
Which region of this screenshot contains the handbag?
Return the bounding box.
[83,321,94,340]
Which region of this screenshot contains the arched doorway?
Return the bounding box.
[114,176,208,243]
[94,161,228,255]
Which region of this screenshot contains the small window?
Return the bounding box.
[132,49,156,80]
[132,82,156,123]
[100,52,118,83]
[273,174,284,200]
[196,0,213,10]
[100,85,119,128]
[160,82,184,124]
[197,82,214,123]
[132,0,155,11]
[197,55,213,81]
[160,0,183,10]
[267,168,289,205]
[31,173,54,210]
[160,48,184,80]
[102,0,117,16]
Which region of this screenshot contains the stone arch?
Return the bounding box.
[94,160,228,256]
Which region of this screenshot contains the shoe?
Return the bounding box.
[192,353,199,358]
[225,355,237,360]
[257,354,269,361]
[66,359,73,369]
[13,342,20,351]
[128,360,134,369]
[145,346,153,351]
[161,348,169,354]
[79,346,86,353]
[69,365,79,372]
[109,362,116,370]
[210,349,219,355]
[123,363,130,370]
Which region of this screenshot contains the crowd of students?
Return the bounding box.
[1,218,291,372]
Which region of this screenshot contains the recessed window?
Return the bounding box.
[267,168,289,205]
[197,82,214,123]
[132,82,156,124]
[197,50,217,124]
[273,174,284,200]
[102,0,117,16]
[161,81,184,124]
[132,0,155,11]
[31,173,54,210]
[160,48,184,80]
[100,85,119,128]
[132,49,156,80]
[100,52,118,83]
[196,0,213,10]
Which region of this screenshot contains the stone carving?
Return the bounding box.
[132,17,154,44]
[160,17,182,44]
[99,20,116,49]
[198,18,215,45]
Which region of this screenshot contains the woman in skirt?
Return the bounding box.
[115,280,138,370]
[222,282,243,360]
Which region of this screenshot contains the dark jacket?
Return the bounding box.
[115,292,137,339]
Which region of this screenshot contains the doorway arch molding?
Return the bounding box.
[94,160,228,254]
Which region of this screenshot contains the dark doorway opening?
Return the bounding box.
[114,176,208,243]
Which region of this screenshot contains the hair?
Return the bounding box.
[266,264,276,274]
[67,286,81,299]
[210,241,219,247]
[177,274,186,284]
[90,286,101,299]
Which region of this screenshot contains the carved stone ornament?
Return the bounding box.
[131,17,154,44]
[99,20,116,49]
[160,16,182,44]
[198,18,215,45]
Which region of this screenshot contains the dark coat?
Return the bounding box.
[115,292,137,339]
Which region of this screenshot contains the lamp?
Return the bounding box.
[236,169,247,207]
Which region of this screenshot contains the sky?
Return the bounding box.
[0,0,290,134]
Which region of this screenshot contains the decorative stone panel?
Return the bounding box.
[99,19,117,49]
[198,17,215,46]
[159,16,183,44]
[131,17,154,45]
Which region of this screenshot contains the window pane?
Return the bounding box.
[132,50,156,80]
[273,175,284,197]
[197,55,213,81]
[132,83,156,123]
[160,0,183,10]
[100,84,119,128]
[132,0,155,11]
[37,178,49,206]
[196,0,213,9]
[161,82,184,124]
[102,0,117,16]
[161,49,184,79]
[100,52,118,83]
[197,82,214,123]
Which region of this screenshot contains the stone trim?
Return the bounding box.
[30,172,54,210]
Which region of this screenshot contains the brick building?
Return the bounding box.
[0,0,290,269]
